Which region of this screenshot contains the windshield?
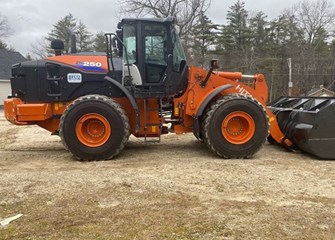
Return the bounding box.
[171,28,186,72]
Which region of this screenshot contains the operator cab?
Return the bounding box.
[108,17,188,97]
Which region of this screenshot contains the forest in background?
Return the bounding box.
[1,0,335,100]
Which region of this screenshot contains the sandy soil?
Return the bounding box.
[0,112,335,239]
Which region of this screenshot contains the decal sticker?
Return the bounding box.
[83,61,102,67]
[75,61,105,72]
[67,73,82,83]
[235,84,251,96]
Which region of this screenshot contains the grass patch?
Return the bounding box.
[0,188,231,239]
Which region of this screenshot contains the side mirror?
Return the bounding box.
[201,59,219,88]
[179,60,186,73]
[117,21,122,29]
[210,59,219,69]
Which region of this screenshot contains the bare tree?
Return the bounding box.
[119,0,211,38]
[0,13,12,39]
[30,37,48,59]
[294,0,335,45]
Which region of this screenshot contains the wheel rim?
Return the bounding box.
[76,113,111,147]
[221,111,255,144]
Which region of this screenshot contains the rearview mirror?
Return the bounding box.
[210,59,219,69]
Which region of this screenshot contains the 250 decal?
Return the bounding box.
[77,61,102,67]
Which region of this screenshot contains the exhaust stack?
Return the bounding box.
[66,27,77,54]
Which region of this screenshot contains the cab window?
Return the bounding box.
[144,24,167,65]
[171,29,186,72]
[123,25,136,64]
[144,24,168,83]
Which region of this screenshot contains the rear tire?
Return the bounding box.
[202,94,268,158]
[60,95,130,161]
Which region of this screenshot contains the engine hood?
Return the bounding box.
[47,54,109,73]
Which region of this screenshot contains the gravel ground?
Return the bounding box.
[0,112,335,239]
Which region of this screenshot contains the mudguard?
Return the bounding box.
[193,84,233,139]
[104,76,140,132]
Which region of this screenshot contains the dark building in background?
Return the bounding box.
[0,49,26,106]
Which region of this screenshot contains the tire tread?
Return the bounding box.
[201,94,269,159]
[59,94,130,161]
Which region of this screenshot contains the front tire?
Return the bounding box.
[60,95,130,161]
[202,94,268,158]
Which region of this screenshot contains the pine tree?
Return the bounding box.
[214,24,235,53]
[77,20,93,51]
[93,32,106,52]
[249,12,268,49]
[190,12,218,67]
[312,27,328,53]
[46,13,79,54]
[214,0,252,71]
[225,0,251,51]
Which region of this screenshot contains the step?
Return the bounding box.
[145,123,161,127]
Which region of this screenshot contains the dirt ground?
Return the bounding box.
[0,112,335,240]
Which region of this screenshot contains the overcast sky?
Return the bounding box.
[1,0,332,56]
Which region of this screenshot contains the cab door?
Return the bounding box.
[142,23,168,85]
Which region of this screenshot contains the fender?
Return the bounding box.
[193,84,233,139]
[104,76,140,133]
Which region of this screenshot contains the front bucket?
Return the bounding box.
[269,97,335,159]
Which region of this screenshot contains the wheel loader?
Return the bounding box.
[4,17,332,160]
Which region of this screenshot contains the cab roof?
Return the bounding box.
[118,17,175,28]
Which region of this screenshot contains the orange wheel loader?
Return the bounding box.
[4,17,291,161]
